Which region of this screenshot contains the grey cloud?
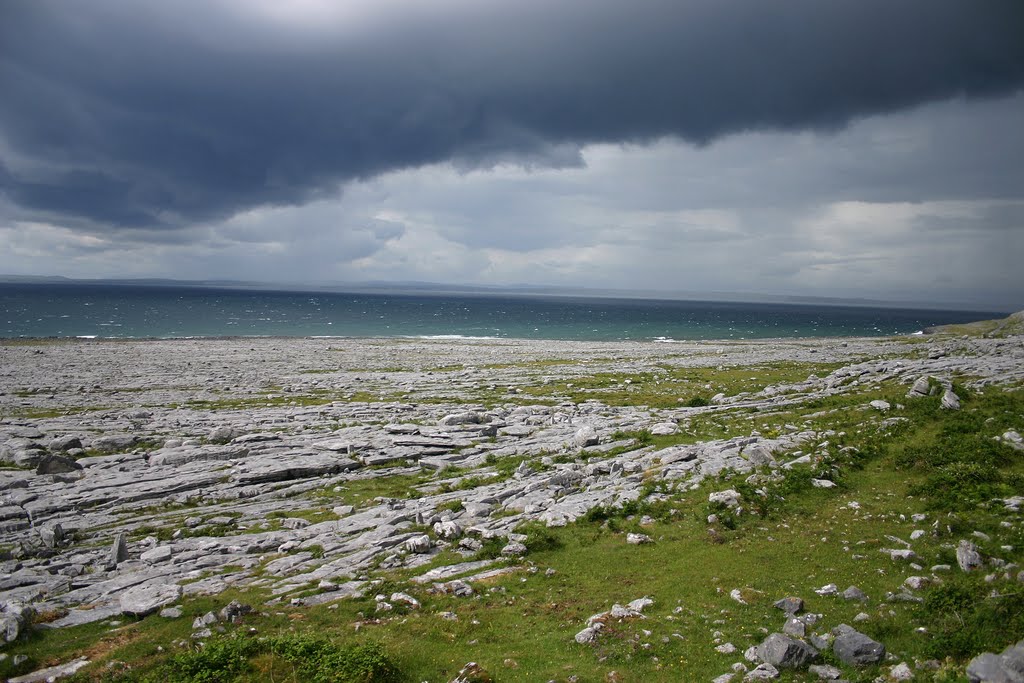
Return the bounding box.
[1,0,1022,229]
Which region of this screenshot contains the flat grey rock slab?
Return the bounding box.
[119,582,183,616]
[411,560,497,584]
[7,657,90,683]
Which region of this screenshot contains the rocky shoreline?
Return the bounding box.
[2,332,1023,678]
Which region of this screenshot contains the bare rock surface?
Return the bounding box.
[0,333,1021,634]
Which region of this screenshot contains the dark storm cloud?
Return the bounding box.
[1,0,1023,228]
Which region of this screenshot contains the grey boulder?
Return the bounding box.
[48,435,83,452]
[573,425,599,448]
[941,389,961,410]
[440,412,484,426]
[831,624,885,666]
[1,601,32,644]
[755,633,819,669]
[773,596,804,614]
[38,523,65,549]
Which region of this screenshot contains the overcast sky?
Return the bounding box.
[1,0,1023,309]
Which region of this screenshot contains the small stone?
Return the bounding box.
[108,532,129,567]
[627,597,654,612]
[888,662,914,681]
[808,663,843,679]
[449,661,494,683]
[709,489,742,508]
[48,435,83,452]
[907,376,931,398]
[881,548,918,562]
[404,534,432,554]
[36,454,84,475]
[1001,430,1024,451]
[783,618,806,638]
[440,411,484,426]
[773,597,804,614]
[650,422,678,436]
[501,541,528,557]
[140,546,172,564]
[626,533,653,545]
[809,632,833,650]
[433,520,462,540]
[940,389,961,410]
[193,612,218,629]
[573,425,599,448]
[842,586,867,601]
[218,600,252,623]
[390,592,421,609]
[744,662,780,680]
[38,523,65,549]
[956,539,983,572]
[904,576,931,590]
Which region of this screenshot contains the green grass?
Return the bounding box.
[310,472,432,507]
[514,360,851,410]
[1,404,112,420]
[266,508,340,525]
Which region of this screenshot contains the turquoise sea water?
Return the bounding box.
[0,283,1000,341]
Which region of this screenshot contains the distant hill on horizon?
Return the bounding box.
[0,273,1013,314]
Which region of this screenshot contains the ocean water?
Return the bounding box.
[0,283,1000,341]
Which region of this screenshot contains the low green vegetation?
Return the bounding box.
[266,508,339,525]
[310,471,432,507]
[927,310,1024,338]
[514,360,850,410]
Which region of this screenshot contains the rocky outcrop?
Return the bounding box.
[1,333,1020,640]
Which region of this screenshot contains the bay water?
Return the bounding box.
[0,283,999,341]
